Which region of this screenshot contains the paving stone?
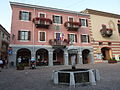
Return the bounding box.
[0,63,120,90]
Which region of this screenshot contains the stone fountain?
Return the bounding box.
[52,55,100,86]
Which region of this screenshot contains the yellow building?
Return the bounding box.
[82,9,120,63]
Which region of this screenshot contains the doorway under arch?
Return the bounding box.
[17,48,31,66]
[53,49,64,65]
[101,47,112,60]
[68,49,78,65]
[36,49,48,66]
[82,49,90,64]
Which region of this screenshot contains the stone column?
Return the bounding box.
[8,51,17,67]
[64,51,69,65]
[31,51,36,67]
[31,52,35,58]
[89,52,94,64]
[77,51,83,64]
[48,50,53,66]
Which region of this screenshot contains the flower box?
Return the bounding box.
[64,21,81,31]
[108,58,117,64]
[16,64,25,70]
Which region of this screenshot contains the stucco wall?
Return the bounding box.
[10,5,91,47]
[90,14,120,41]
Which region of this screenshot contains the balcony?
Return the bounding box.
[33,17,52,29]
[64,21,81,31]
[49,39,69,49]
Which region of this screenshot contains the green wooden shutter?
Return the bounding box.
[68,34,70,42]
[28,31,31,40]
[18,31,21,40]
[75,34,77,42]
[88,35,90,43]
[86,19,88,27]
[61,16,63,24]
[19,11,22,20]
[53,15,55,23]
[29,12,31,21]
[79,18,81,26]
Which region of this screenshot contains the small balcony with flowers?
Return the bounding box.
[100,24,113,37]
[49,39,69,49]
[33,17,52,29]
[64,21,81,31]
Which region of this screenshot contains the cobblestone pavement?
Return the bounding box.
[0,63,120,90]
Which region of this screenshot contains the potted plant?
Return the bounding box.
[108,58,117,64]
[16,63,25,70]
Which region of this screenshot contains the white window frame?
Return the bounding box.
[38,12,47,24]
[69,33,76,43]
[19,30,30,42]
[68,16,74,22]
[20,10,30,22]
[38,12,46,17]
[81,34,89,43]
[38,31,46,42]
[53,14,62,25]
[80,18,87,27]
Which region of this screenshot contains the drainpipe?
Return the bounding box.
[30,8,36,67]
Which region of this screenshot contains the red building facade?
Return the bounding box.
[9,2,94,66]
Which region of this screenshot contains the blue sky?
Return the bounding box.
[0,0,120,33]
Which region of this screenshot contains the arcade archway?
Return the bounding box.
[36,49,48,66]
[68,49,78,65]
[17,48,31,66]
[53,49,64,65]
[82,49,90,64]
[101,47,112,60]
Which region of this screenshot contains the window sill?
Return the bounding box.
[81,42,90,44]
[38,41,46,42]
[19,40,30,42]
[81,26,88,28]
[53,23,62,25]
[20,20,30,22]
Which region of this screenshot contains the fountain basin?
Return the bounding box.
[52,69,100,86]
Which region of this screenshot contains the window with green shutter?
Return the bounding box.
[19,11,31,21]
[18,31,31,41]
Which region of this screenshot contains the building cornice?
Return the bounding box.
[83,8,120,19]
[0,24,10,36]
[10,2,89,16]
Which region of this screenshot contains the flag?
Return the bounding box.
[56,33,60,40]
[60,32,64,41]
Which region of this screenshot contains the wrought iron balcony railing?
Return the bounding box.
[33,17,52,29]
[49,39,69,48]
[64,21,81,31]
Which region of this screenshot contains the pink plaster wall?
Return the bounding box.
[10,5,91,46]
